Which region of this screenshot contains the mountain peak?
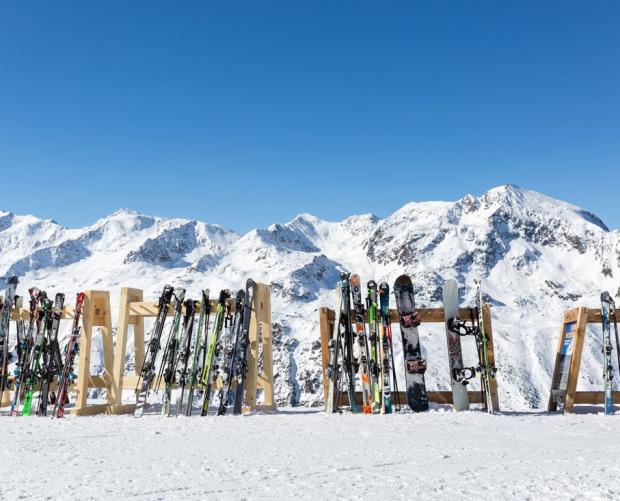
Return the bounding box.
[110,208,142,217]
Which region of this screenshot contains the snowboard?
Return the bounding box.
[442,279,469,411]
[393,275,428,412]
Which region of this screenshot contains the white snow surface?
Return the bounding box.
[2,408,620,500]
[1,184,620,409]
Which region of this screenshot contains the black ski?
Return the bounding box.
[37,292,65,416]
[232,279,255,415]
[134,285,174,417]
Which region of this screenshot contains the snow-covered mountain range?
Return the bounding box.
[1,184,618,410]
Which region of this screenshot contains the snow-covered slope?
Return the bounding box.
[4,409,620,499]
[1,185,618,410]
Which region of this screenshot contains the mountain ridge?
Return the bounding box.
[1,184,618,410]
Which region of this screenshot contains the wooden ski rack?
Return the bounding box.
[112,282,275,415]
[548,306,620,413]
[1,290,115,415]
[1,283,275,415]
[319,305,500,411]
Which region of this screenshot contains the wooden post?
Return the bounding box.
[319,307,332,407]
[319,305,500,411]
[548,306,620,413]
[72,290,115,416]
[109,287,144,414]
[482,304,500,412]
[562,307,588,413]
[245,287,260,413]
[255,282,275,411]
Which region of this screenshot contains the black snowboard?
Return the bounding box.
[393,275,428,412]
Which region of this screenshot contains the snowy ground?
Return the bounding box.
[2,407,620,500]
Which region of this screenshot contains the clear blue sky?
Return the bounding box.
[1,1,618,231]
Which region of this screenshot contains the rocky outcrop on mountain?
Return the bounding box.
[1,185,618,410]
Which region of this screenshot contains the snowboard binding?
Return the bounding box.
[452,366,477,384]
[447,318,479,337]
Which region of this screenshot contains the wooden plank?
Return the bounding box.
[74,292,94,413]
[257,283,275,410]
[563,308,580,323]
[325,307,477,324]
[70,403,109,416]
[563,307,589,413]
[318,308,332,406]
[127,298,239,318]
[547,310,571,412]
[108,403,137,415]
[74,291,115,414]
[121,375,140,388]
[98,292,115,410]
[110,288,143,409]
[245,287,260,411]
[573,391,620,404]
[336,390,486,407]
[11,307,76,321]
[583,309,607,324]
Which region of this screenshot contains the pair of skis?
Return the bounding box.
[201,280,255,416]
[135,280,255,417]
[52,293,86,418]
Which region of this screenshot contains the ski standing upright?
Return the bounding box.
[339,273,358,413]
[601,291,616,415]
[367,281,381,413]
[0,276,19,396]
[232,279,255,415]
[53,292,85,418]
[134,285,174,417]
[350,274,373,414]
[378,282,393,414]
[37,292,65,416]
